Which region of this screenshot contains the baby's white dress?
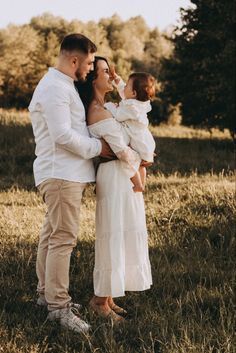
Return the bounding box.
[89,118,152,297]
[104,80,156,163]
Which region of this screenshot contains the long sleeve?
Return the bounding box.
[28,67,99,185]
[89,119,141,177]
[116,148,141,177]
[41,85,101,159]
[112,77,126,100]
[104,101,143,123]
[104,98,155,163]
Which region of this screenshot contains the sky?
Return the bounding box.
[0,0,192,31]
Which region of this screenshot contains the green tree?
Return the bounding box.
[99,14,123,52]
[0,13,169,114]
[30,12,71,42]
[100,15,151,79]
[0,25,45,108]
[81,20,112,59]
[133,28,172,76]
[161,0,236,135]
[131,28,173,124]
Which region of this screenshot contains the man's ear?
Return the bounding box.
[72,54,82,67]
[71,56,77,67]
[132,90,137,98]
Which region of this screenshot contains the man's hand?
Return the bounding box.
[100,139,116,159]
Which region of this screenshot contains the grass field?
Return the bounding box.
[0,110,235,353]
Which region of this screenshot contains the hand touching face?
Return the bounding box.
[124,78,137,99]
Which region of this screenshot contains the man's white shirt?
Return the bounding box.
[28,68,102,186]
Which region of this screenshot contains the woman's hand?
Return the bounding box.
[100,139,117,159]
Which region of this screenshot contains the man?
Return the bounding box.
[28,33,111,333]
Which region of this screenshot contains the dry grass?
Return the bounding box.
[0,110,235,352]
[150,124,232,140]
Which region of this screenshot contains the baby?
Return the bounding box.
[105,70,156,192]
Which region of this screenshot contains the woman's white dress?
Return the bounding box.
[89,118,152,298]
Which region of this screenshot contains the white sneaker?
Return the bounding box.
[37,296,81,310]
[47,307,90,334]
[37,296,47,306]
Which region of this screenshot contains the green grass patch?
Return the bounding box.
[0,110,235,352]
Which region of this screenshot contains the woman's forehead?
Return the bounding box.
[97,60,109,70]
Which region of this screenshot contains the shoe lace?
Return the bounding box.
[68,302,81,309]
[67,308,88,327]
[70,307,80,316]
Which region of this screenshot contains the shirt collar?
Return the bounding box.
[49,67,74,84]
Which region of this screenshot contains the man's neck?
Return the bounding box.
[55,63,75,80]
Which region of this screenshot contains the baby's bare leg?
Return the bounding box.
[131,171,144,192]
[139,166,146,188]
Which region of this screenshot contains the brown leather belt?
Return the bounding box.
[93,156,118,174]
[99,156,118,164]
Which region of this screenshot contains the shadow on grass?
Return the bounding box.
[0,122,234,191]
[0,211,235,352]
[151,136,234,175]
[0,122,35,190]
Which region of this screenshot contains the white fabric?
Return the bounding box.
[28,68,102,186]
[105,78,156,162]
[115,78,126,99]
[88,118,141,178]
[89,119,152,297]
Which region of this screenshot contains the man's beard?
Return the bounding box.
[75,69,86,82]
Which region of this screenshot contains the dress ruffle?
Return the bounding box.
[94,260,152,298]
[93,160,152,297]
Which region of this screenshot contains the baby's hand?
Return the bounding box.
[109,65,120,85]
[109,65,116,79]
[140,160,152,167]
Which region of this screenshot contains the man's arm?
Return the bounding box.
[100,139,117,159]
[42,86,101,159]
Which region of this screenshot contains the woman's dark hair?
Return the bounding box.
[60,33,97,54]
[129,72,156,101]
[75,56,110,114]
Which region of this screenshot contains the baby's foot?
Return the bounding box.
[133,185,144,193]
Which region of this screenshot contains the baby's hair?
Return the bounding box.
[129,72,156,101]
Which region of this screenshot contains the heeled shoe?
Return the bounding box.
[109,303,127,315]
[108,297,127,315]
[89,298,124,323]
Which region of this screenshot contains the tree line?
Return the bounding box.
[0,0,235,135]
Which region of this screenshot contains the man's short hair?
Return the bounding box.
[60,33,97,54]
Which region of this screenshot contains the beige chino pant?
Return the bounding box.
[37,178,86,311]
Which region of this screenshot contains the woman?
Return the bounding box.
[76,57,152,322]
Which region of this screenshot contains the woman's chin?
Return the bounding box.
[107,84,113,91]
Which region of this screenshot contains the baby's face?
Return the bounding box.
[124,78,136,99]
